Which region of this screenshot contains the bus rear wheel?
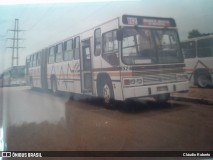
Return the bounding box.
[154,93,170,103]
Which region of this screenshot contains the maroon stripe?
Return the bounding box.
[93,67,121,72]
[130,64,185,70]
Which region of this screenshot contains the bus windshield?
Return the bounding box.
[122,28,183,65]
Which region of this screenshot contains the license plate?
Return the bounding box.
[157,86,168,92]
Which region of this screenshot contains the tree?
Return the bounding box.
[188,29,202,39]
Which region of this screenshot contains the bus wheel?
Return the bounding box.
[197,74,210,88]
[51,78,58,94]
[99,79,115,108]
[154,93,170,103]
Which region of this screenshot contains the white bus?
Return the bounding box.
[181,35,213,88]
[0,66,26,87]
[26,14,189,106]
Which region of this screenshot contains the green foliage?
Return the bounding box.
[188,29,202,39]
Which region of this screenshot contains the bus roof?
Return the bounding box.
[29,14,177,55]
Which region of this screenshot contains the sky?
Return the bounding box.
[0,0,213,73]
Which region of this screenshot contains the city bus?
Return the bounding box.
[0,66,26,87]
[181,35,213,88]
[26,14,189,106]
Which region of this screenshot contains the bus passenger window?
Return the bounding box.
[56,43,63,62]
[30,56,33,67]
[49,47,55,63]
[103,30,119,66]
[94,28,101,56]
[32,54,37,67]
[74,37,80,60]
[181,41,196,58]
[64,39,73,61]
[37,52,41,66]
[197,38,213,58]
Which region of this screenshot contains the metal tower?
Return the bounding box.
[7,19,25,67]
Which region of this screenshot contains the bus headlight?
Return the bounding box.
[176,74,189,81]
[123,77,143,86]
[137,78,143,84]
[130,79,135,84]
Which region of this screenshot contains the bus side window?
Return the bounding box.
[74,37,80,60]
[102,30,119,66]
[181,41,196,59]
[37,52,41,66]
[197,38,213,58]
[55,43,63,62]
[49,46,55,63]
[33,54,37,67]
[94,28,101,56]
[30,56,33,67]
[64,39,73,61]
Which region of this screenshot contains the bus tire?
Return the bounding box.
[154,93,170,103]
[196,73,211,88]
[98,79,115,109]
[51,77,58,95]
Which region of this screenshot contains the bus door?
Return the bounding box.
[81,38,93,94]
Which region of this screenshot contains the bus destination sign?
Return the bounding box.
[142,18,171,27]
[122,15,176,27]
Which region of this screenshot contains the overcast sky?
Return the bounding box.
[0,0,213,73]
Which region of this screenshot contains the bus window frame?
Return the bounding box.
[74,36,80,60]
[55,43,64,63]
[48,46,56,64]
[181,41,196,59]
[102,29,119,66]
[63,39,74,61]
[36,52,41,66]
[32,54,37,67]
[94,28,102,56]
[197,37,213,58]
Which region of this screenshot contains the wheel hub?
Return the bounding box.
[198,75,209,88]
[103,84,110,104]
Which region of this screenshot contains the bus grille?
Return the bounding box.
[132,68,185,85]
[142,74,178,85]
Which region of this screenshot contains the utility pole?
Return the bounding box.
[7,19,25,67]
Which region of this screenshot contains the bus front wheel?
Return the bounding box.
[196,74,211,88]
[98,79,115,108]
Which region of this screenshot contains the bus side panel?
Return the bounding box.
[54,62,68,92]
[47,63,54,90]
[72,60,81,94]
[41,50,48,90]
[29,66,41,88]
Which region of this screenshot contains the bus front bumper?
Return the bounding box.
[123,81,189,99]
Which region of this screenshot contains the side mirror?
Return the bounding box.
[117,29,123,41]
